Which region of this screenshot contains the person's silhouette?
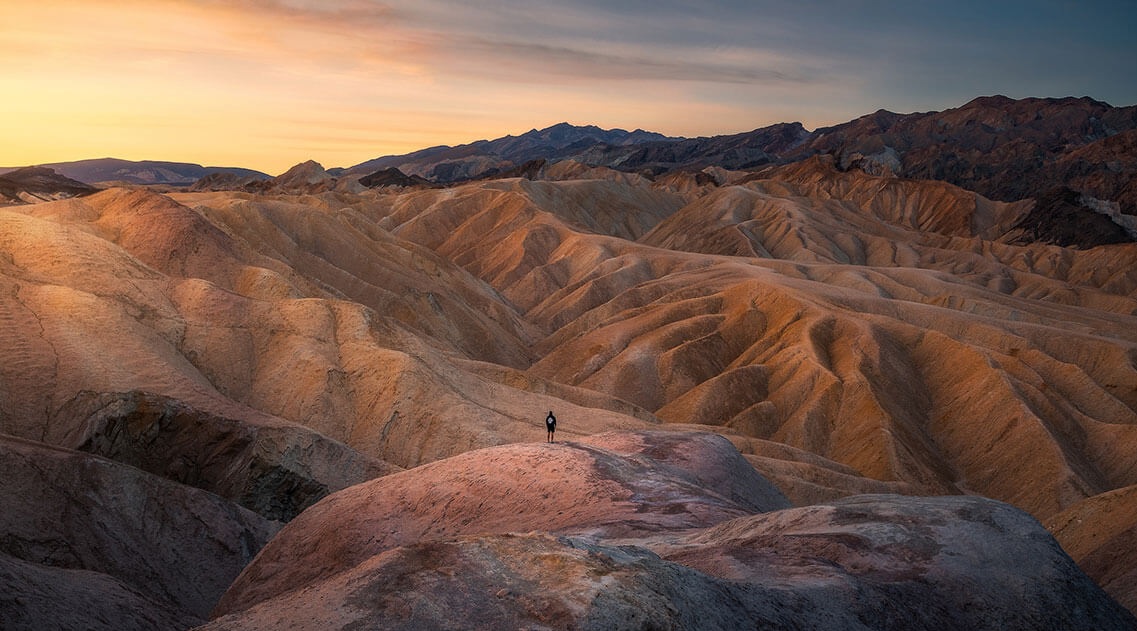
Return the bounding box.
[545,411,557,443]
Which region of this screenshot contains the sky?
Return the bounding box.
[1,0,1135,175]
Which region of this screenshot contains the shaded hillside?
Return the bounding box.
[0,434,278,629]
[358,167,437,189]
[1003,186,1136,248]
[1048,484,1137,615]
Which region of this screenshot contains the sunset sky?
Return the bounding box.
[2,0,1135,175]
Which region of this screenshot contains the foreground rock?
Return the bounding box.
[213,431,790,616]
[0,434,279,628]
[205,432,1135,629]
[0,553,190,631]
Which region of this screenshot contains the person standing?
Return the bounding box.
[545,410,557,443]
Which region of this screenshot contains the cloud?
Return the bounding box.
[431,37,809,85]
[2,0,1132,173]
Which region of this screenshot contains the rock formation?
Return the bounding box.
[204,433,1135,630]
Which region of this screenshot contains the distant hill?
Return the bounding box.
[0,166,97,205]
[0,158,270,186]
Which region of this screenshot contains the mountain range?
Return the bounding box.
[3,95,1137,629]
[11,95,1136,212]
[343,95,1137,215]
[0,158,269,187]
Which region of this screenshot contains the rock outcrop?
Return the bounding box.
[203,431,1135,630]
[213,431,791,616]
[59,390,398,521]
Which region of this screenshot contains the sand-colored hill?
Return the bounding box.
[352,169,1137,522]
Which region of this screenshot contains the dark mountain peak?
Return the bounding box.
[962,94,1016,109]
[541,122,583,132]
[859,108,903,128]
[520,123,642,146]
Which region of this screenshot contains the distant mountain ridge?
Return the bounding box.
[9,95,1135,215]
[344,122,678,182]
[0,158,270,186]
[344,96,1137,217]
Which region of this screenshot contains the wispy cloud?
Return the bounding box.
[0,0,1132,172]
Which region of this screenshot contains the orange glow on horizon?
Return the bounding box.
[0,1,892,173]
[11,1,1109,173]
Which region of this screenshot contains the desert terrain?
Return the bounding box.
[3,96,1137,629]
